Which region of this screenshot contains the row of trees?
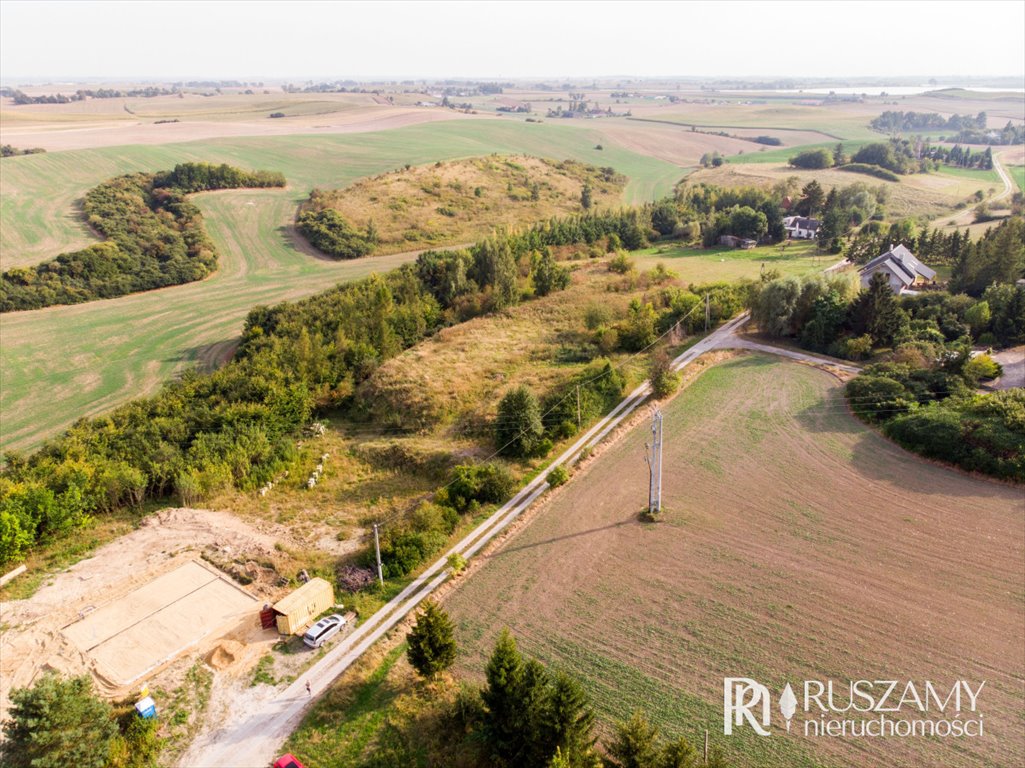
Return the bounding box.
[6,86,178,104]
[1,144,46,157]
[401,602,729,768]
[0,163,286,311]
[0,207,607,565]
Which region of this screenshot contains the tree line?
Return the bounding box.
[0,163,286,311]
[0,209,593,566]
[1,144,46,157]
[4,86,179,104]
[870,110,1023,146]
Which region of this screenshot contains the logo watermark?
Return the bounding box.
[724,678,985,738]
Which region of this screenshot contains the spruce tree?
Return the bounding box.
[606,711,660,768]
[405,600,457,680]
[481,629,526,762]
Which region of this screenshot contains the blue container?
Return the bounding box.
[134,696,156,719]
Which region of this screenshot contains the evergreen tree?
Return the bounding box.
[406,600,457,680]
[659,737,700,768]
[481,630,527,763]
[531,250,570,297]
[606,711,660,768]
[796,180,825,217]
[849,272,907,346]
[580,184,593,210]
[496,386,545,458]
[544,673,598,766]
[1,673,118,768]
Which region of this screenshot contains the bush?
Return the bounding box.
[839,163,901,182]
[446,462,514,512]
[963,354,1002,383]
[295,209,375,260]
[608,251,634,274]
[546,465,569,487]
[788,149,833,169]
[649,350,681,399]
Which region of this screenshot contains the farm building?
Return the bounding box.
[783,216,821,239]
[718,234,757,249]
[271,577,335,635]
[859,244,937,294]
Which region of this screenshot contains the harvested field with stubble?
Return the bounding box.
[442,354,1025,768]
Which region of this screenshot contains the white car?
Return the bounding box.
[302,614,346,648]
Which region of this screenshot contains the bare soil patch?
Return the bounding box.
[0,507,289,715]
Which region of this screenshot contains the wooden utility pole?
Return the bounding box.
[373,523,384,587]
[576,384,581,429]
[704,293,711,332]
[704,729,708,764]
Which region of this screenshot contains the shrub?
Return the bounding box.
[295,209,375,260]
[608,251,634,274]
[840,334,875,361]
[963,354,1002,383]
[649,350,681,399]
[446,462,514,512]
[546,465,569,487]
[788,149,833,169]
[839,163,901,182]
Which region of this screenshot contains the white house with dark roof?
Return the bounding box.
[858,244,937,294]
[782,216,821,239]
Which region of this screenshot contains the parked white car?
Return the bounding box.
[303,614,346,648]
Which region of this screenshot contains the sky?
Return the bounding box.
[2,0,1023,82]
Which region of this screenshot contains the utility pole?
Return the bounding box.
[576,384,581,429]
[704,292,710,333]
[657,410,663,513]
[645,409,663,515]
[373,523,384,587]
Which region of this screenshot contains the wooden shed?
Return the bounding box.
[272,578,335,635]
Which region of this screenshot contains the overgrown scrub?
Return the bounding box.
[846,363,1024,481]
[0,163,285,311]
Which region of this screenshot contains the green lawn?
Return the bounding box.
[932,164,1003,185]
[632,239,834,281]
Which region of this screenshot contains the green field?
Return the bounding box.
[632,239,831,279]
[1008,164,1025,192]
[723,140,873,165]
[932,164,1003,185]
[0,119,685,454]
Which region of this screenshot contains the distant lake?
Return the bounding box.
[721,85,1025,96]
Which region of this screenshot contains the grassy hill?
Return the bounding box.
[300,155,626,254]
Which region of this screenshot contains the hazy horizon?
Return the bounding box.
[2,0,1024,82]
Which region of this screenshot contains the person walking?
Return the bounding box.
[305,680,312,697]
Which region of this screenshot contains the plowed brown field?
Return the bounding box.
[443,354,1024,768]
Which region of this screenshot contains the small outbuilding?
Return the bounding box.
[272,577,335,635]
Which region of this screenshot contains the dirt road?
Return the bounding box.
[933,150,1015,230]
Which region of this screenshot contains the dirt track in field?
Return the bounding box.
[443,354,1024,768]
